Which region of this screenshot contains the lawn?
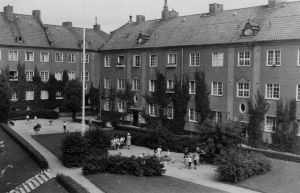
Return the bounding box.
[31,178,68,193]
[238,158,300,193]
[86,173,228,193]
[0,127,42,192]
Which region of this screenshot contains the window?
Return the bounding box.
[68,53,76,63]
[55,72,63,81]
[9,71,18,81]
[297,84,300,101]
[117,78,125,90]
[167,53,177,66]
[150,55,158,67]
[104,56,111,67]
[8,50,18,61]
[11,92,17,101]
[40,90,49,100]
[212,82,223,96]
[267,50,281,66]
[40,71,49,82]
[81,54,89,63]
[118,101,125,113]
[167,107,174,119]
[237,82,250,98]
[104,78,111,89]
[296,120,300,136]
[40,52,49,62]
[189,81,196,94]
[25,51,34,61]
[81,72,89,81]
[25,70,34,81]
[0,50,2,60]
[56,91,63,99]
[104,100,110,111]
[132,79,141,91]
[298,49,300,66]
[189,108,199,122]
[238,51,250,66]
[212,111,222,124]
[117,56,125,66]
[149,80,156,92]
[68,72,75,80]
[266,84,280,100]
[190,53,200,66]
[212,52,224,67]
[133,55,141,67]
[55,52,63,62]
[25,91,34,101]
[149,104,158,117]
[265,116,276,132]
[167,80,175,92]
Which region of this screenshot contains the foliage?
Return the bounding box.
[56,174,90,193]
[247,91,269,147]
[195,70,211,123]
[101,110,123,126]
[47,74,59,109]
[62,70,69,87]
[15,63,29,110]
[64,79,82,121]
[32,66,43,109]
[89,82,99,110]
[33,123,42,133]
[82,154,165,177]
[215,149,272,183]
[61,132,88,167]
[84,129,110,156]
[116,81,135,112]
[9,109,59,119]
[0,74,11,123]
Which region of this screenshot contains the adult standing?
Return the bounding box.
[26,115,30,124]
[126,133,131,150]
[34,115,38,124]
[63,121,67,133]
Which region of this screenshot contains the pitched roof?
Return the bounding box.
[0,11,108,50]
[102,1,300,50]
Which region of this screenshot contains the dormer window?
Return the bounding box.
[136,32,150,44]
[242,20,260,37]
[16,35,24,43]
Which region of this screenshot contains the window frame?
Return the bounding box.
[81,54,90,63]
[118,100,125,113]
[104,56,111,67]
[212,52,224,67]
[11,92,17,101]
[188,108,199,122]
[297,84,300,101]
[25,70,34,81]
[237,82,250,98]
[55,72,63,81]
[55,52,63,63]
[189,80,196,95]
[104,78,111,89]
[104,100,110,111]
[40,71,49,82]
[133,55,141,67]
[149,54,158,67]
[211,82,223,96]
[25,91,34,101]
[238,51,251,66]
[40,90,49,100]
[149,80,156,92]
[132,79,141,91]
[81,71,89,81]
[25,51,34,62]
[166,106,174,119]
[148,104,158,117]
[117,78,125,90]
[264,116,276,133]
[68,71,76,80]
[266,49,281,66]
[166,80,175,93]
[167,53,177,66]
[189,52,200,67]
[212,111,222,124]
[68,53,76,63]
[8,50,18,61]
[40,52,49,62]
[265,83,280,100]
[56,91,63,99]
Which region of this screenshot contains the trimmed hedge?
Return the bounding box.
[215,149,272,183]
[0,123,48,169]
[9,109,59,120]
[56,174,90,193]
[82,155,166,177]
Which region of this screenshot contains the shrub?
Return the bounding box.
[61,132,88,167]
[82,155,165,177]
[84,129,110,156]
[9,109,59,120]
[215,149,272,183]
[56,174,89,193]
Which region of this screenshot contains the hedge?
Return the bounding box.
[56,174,90,193]
[0,123,48,169]
[9,109,59,120]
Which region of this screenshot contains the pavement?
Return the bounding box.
[11,118,260,193]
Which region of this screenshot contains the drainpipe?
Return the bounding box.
[181,48,184,88]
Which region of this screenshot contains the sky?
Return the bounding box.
[1,0,298,33]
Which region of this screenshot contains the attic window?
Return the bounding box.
[242,20,260,37]
[16,36,24,43]
[136,32,150,44]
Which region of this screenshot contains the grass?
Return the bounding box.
[86,173,228,193]
[238,158,300,193]
[31,178,68,193]
[0,127,41,192]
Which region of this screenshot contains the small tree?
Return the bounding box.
[32,66,43,109]
[89,82,99,110]
[47,74,58,109]
[0,74,10,123]
[16,63,27,110]
[64,79,82,121]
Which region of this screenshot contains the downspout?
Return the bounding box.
[98,51,102,118]
[180,48,184,88]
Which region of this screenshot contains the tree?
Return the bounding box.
[62,70,69,89]
[195,70,211,123]
[32,66,42,109]
[16,63,27,110]
[47,74,58,109]
[89,82,99,110]
[64,79,82,121]
[0,74,10,123]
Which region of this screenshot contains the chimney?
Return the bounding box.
[268,0,286,8]
[161,0,179,21]
[4,5,14,22]
[62,22,72,28]
[136,15,145,23]
[209,3,224,15]
[93,24,100,31]
[32,10,41,20]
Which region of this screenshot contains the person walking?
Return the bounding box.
[194,152,200,169]
[34,115,38,124]
[26,115,30,124]
[63,121,67,133]
[126,133,131,150]
[187,153,192,169]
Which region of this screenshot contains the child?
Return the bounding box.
[194,152,200,169]
[26,115,30,124]
[187,154,192,169]
[157,146,162,157]
[63,121,67,133]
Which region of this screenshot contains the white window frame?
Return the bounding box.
[104,100,110,111]
[166,80,175,92]
[11,92,17,101]
[68,53,76,63]
[297,84,300,101]
[148,104,158,117]
[296,120,300,136]
[266,49,281,66]
[55,72,63,81]
[212,111,222,124]
[40,90,49,100]
[8,50,18,61]
[211,82,223,96]
[189,81,196,94]
[167,53,177,66]
[118,100,125,113]
[40,52,49,62]
[68,71,76,80]
[190,53,200,67]
[298,49,300,67]
[117,78,125,90]
[264,116,276,133]
[81,72,89,81]
[132,79,141,91]
[212,52,224,67]
[167,106,174,119]
[238,51,251,66]
[104,78,111,89]
[55,52,63,62]
[117,55,125,66]
[104,56,111,67]
[149,80,156,92]
[265,84,280,100]
[81,54,89,63]
[133,55,141,67]
[25,51,34,62]
[25,91,34,101]
[25,70,34,81]
[9,71,18,81]
[0,50,2,61]
[149,54,158,67]
[56,91,63,99]
[40,71,49,82]
[188,108,199,122]
[237,82,250,98]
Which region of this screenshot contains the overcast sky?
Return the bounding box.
[1,0,298,33]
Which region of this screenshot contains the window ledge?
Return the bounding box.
[166,64,177,67]
[116,64,125,68]
[166,90,175,94]
[265,98,280,101]
[188,120,198,123]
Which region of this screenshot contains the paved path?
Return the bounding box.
[11,118,104,193]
